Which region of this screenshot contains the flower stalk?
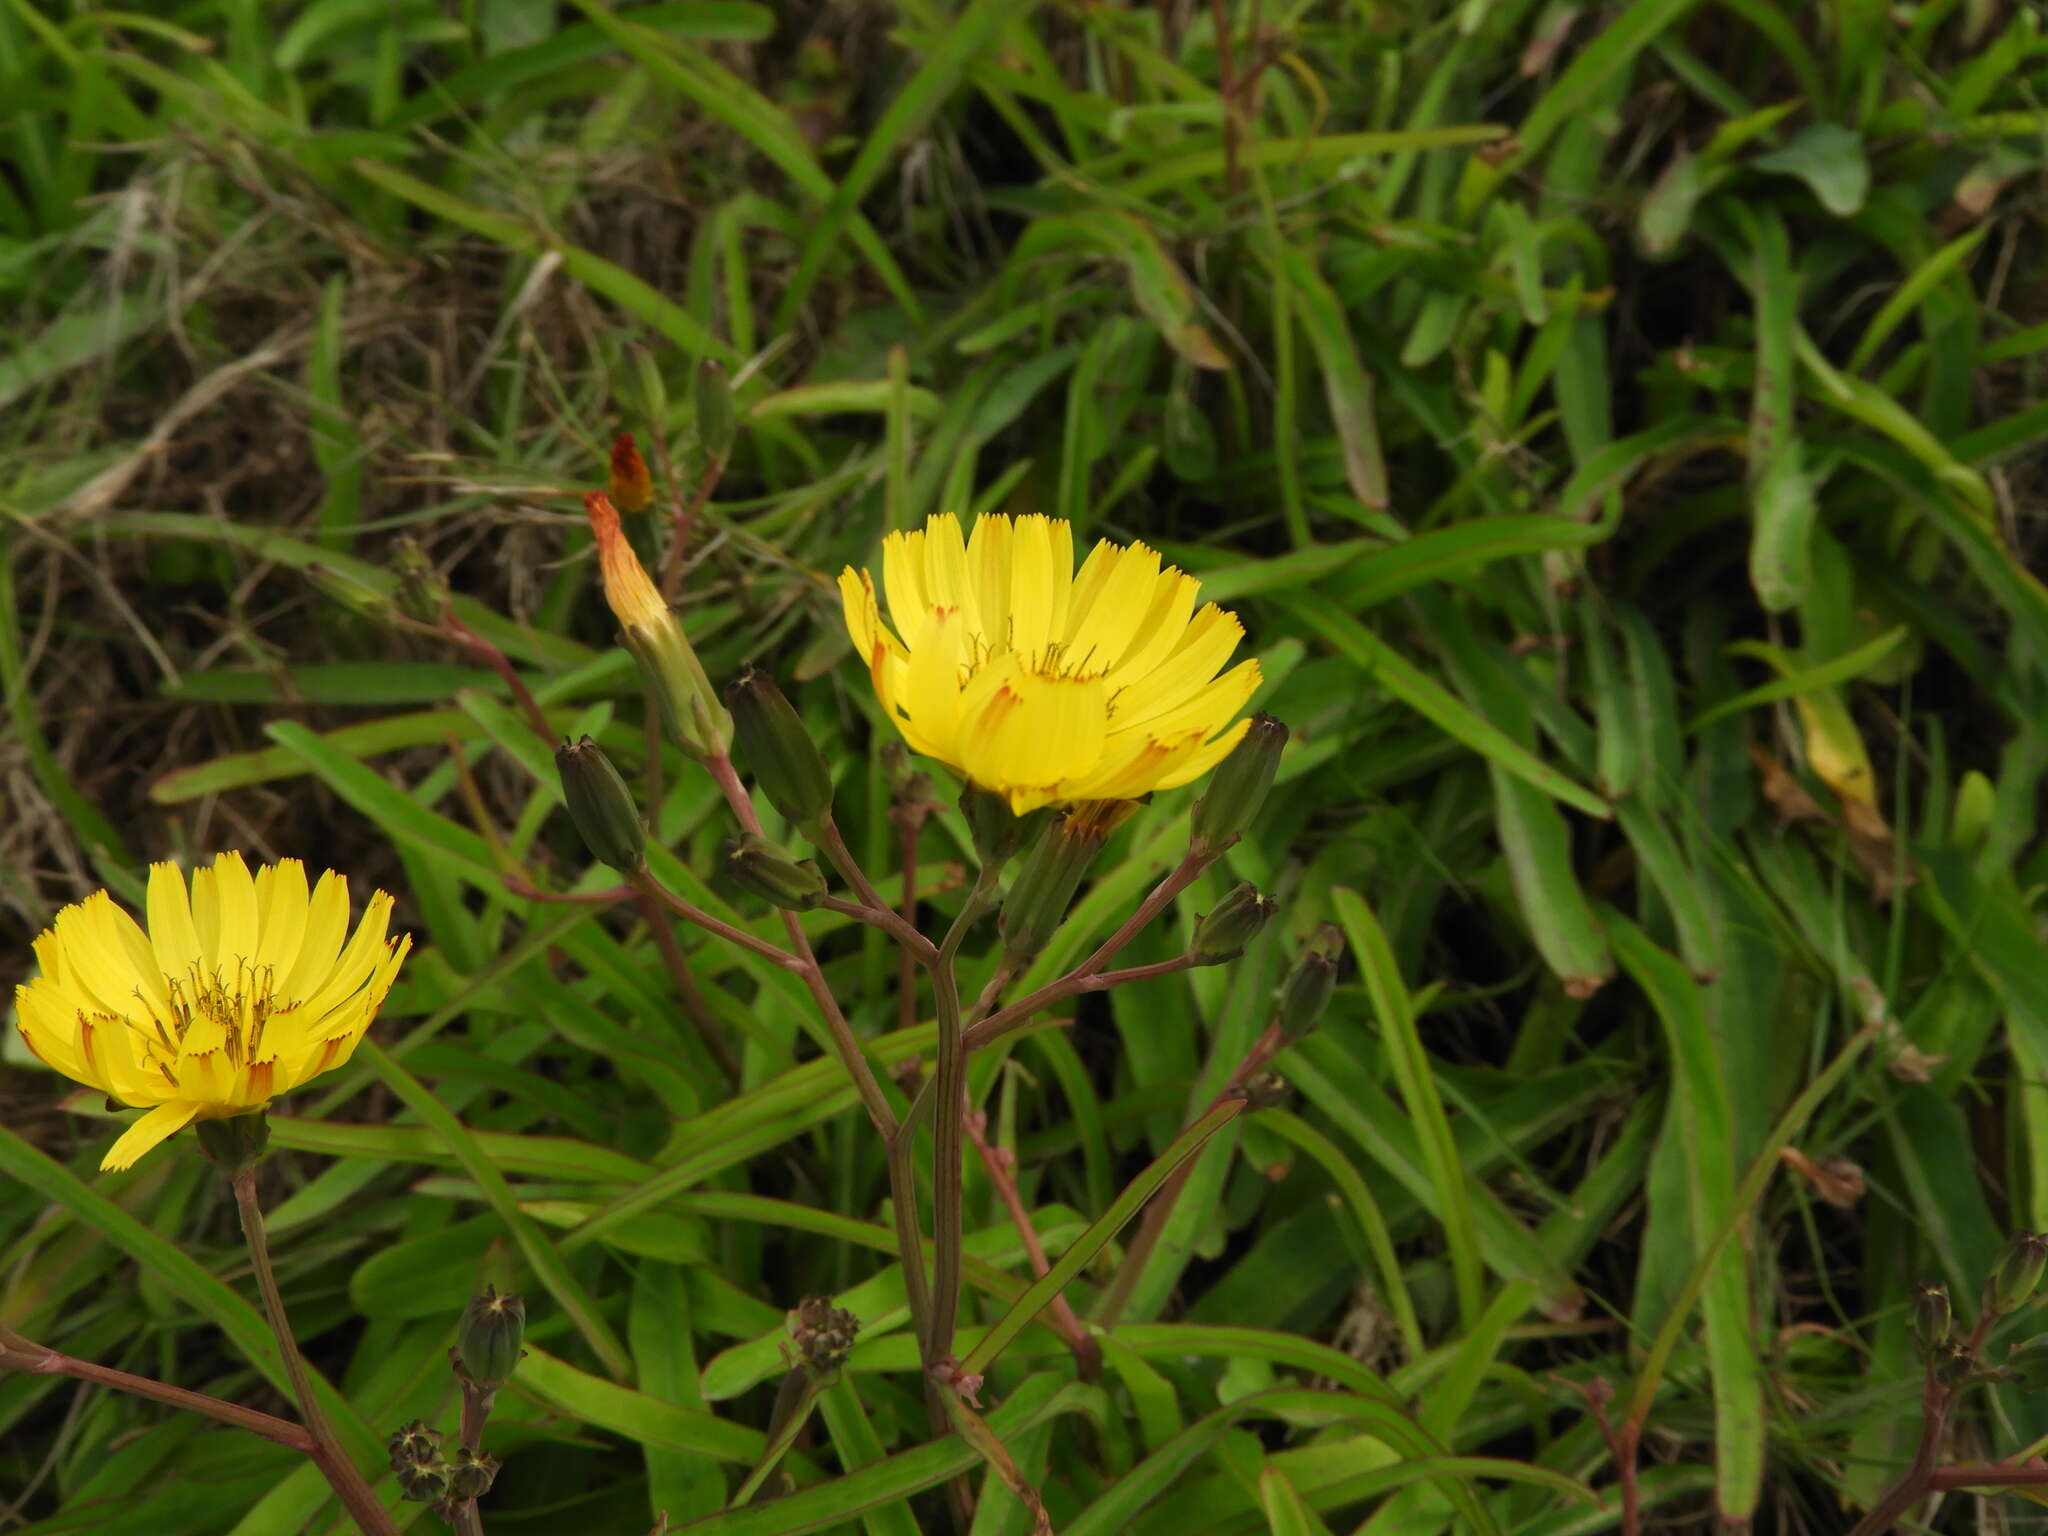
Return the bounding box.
[234,1166,401,1536]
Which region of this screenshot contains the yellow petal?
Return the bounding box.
[206,853,260,968]
[902,609,970,761]
[960,665,1108,802]
[881,528,929,640]
[1065,540,1161,673]
[921,513,981,637]
[968,513,1013,649]
[253,859,310,979]
[294,891,396,1025]
[280,871,350,1002]
[146,862,204,983]
[15,982,99,1089]
[1114,604,1246,729]
[1102,569,1200,690]
[1006,514,1068,661]
[1148,714,1256,791]
[100,1101,202,1172]
[60,893,161,1021]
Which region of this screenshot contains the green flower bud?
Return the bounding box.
[724,834,828,910]
[787,1296,860,1385]
[728,668,833,829]
[305,562,396,625]
[195,1111,269,1174]
[555,737,646,873]
[1276,926,1342,1043]
[446,1447,499,1501]
[1242,1070,1292,1112]
[1911,1281,1953,1350]
[1989,1231,2048,1315]
[387,1420,443,1474]
[999,802,1132,963]
[456,1286,526,1388]
[1190,883,1274,965]
[391,537,449,627]
[1189,714,1287,857]
[695,359,737,464]
[962,785,1042,873]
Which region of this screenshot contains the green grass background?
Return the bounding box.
[3,0,2047,1531]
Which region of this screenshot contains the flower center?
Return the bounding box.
[134,962,291,1079]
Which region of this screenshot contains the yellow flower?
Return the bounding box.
[15,854,412,1171]
[838,514,1260,813]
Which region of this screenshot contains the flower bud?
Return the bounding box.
[1910,1281,1953,1350]
[1989,1231,2048,1315]
[446,1447,499,1501]
[1243,1070,1292,1112]
[999,801,1133,963]
[724,835,828,911]
[305,562,397,624]
[555,737,646,873]
[391,537,449,627]
[195,1111,270,1174]
[787,1296,859,1385]
[1189,714,1287,857]
[608,431,655,513]
[585,492,732,762]
[388,1420,443,1474]
[456,1286,526,1389]
[728,668,833,829]
[695,359,737,464]
[1190,883,1274,965]
[1275,926,1342,1042]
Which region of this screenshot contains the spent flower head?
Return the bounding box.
[15,855,411,1170]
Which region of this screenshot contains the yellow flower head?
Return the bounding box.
[838,514,1260,814]
[15,854,412,1171]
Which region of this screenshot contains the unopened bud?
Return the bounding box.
[1276,926,1341,1042]
[388,1420,443,1473]
[1989,1231,2048,1315]
[1189,714,1287,856]
[724,835,828,910]
[1911,1281,1953,1350]
[961,785,1041,873]
[555,738,646,872]
[999,801,1134,963]
[446,1447,499,1501]
[456,1286,526,1388]
[1243,1071,1292,1112]
[195,1112,270,1174]
[305,562,396,624]
[695,360,737,463]
[586,492,732,761]
[728,668,833,829]
[1191,883,1274,965]
[391,537,449,627]
[609,432,655,513]
[787,1296,859,1384]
